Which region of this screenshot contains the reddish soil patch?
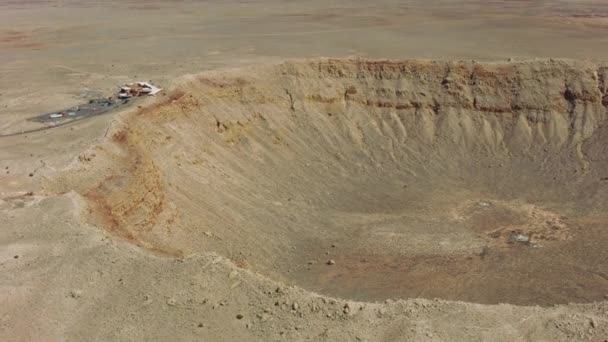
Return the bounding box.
[0,30,46,50]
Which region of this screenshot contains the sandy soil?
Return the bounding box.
[1,1,608,341]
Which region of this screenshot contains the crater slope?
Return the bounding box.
[48,59,608,306]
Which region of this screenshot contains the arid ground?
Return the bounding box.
[1,1,608,341]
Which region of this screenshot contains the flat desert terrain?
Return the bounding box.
[1,1,608,341]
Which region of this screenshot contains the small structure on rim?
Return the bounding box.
[118,82,162,99]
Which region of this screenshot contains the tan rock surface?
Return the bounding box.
[1,2,608,341]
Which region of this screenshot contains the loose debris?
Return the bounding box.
[69,289,82,298]
[508,232,542,248]
[510,233,530,243]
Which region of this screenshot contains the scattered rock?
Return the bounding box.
[236,314,244,320]
[327,259,336,265]
[510,233,530,243]
[198,323,204,328]
[590,317,597,328]
[13,255,18,259]
[292,302,299,311]
[69,290,82,298]
[78,152,96,162]
[479,246,490,258]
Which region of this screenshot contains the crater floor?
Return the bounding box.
[50,58,608,306]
